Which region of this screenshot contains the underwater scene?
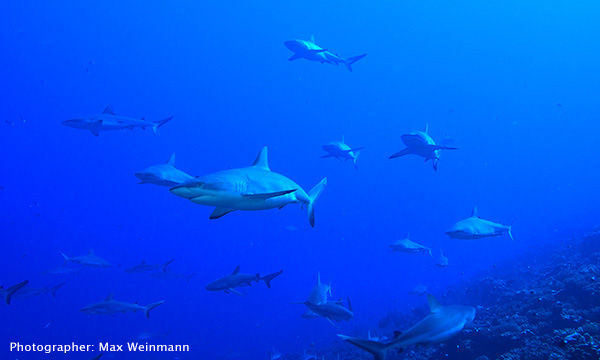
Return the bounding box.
[2,1,600,359]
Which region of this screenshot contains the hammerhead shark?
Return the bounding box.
[206,266,283,295]
[80,293,164,318]
[0,280,29,305]
[170,147,327,227]
[284,36,366,72]
[446,206,514,241]
[62,105,172,136]
[389,125,458,171]
[338,294,475,360]
[135,154,194,186]
[321,136,364,169]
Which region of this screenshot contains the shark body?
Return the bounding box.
[446,207,514,241]
[321,136,364,169]
[284,36,366,72]
[389,125,458,171]
[206,266,283,295]
[80,293,164,318]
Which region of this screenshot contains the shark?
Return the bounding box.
[124,259,174,273]
[62,105,172,136]
[170,147,327,227]
[298,297,354,325]
[307,272,332,305]
[269,347,282,360]
[12,282,66,299]
[389,233,432,256]
[321,136,364,169]
[61,250,111,267]
[446,206,514,241]
[284,36,366,72]
[435,249,449,268]
[0,280,29,305]
[80,293,164,318]
[135,154,194,187]
[206,266,283,295]
[338,294,475,360]
[389,124,458,171]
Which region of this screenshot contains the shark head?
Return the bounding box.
[170,176,234,200]
[284,40,308,52]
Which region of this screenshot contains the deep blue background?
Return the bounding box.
[1,1,599,359]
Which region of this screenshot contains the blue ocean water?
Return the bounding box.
[1,1,600,359]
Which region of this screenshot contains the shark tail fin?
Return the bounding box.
[337,335,390,360]
[307,178,327,227]
[262,270,283,288]
[343,54,367,72]
[144,300,165,318]
[60,252,69,265]
[162,259,175,272]
[507,226,514,241]
[4,280,29,305]
[353,151,361,169]
[152,116,173,134]
[50,282,66,298]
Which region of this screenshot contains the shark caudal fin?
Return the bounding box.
[3,280,29,305]
[162,259,175,272]
[507,226,514,241]
[151,116,173,134]
[337,335,390,360]
[261,270,283,288]
[144,300,165,319]
[307,178,327,227]
[343,54,367,72]
[50,282,66,298]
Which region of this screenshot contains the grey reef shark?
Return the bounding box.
[61,249,111,268]
[0,280,29,305]
[338,294,475,360]
[170,147,327,227]
[206,266,283,296]
[389,233,433,257]
[321,136,364,169]
[389,124,458,171]
[284,36,366,72]
[80,293,164,318]
[446,206,514,241]
[135,154,194,187]
[62,105,172,136]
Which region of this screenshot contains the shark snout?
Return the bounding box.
[284,40,302,51]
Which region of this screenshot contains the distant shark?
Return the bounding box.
[13,282,65,299]
[338,294,475,360]
[170,147,327,227]
[389,124,458,171]
[284,36,366,72]
[61,250,111,267]
[297,297,354,325]
[0,280,29,305]
[307,272,332,305]
[389,233,432,257]
[124,259,174,273]
[435,249,449,267]
[62,105,172,136]
[321,136,364,169]
[135,154,194,187]
[206,266,283,295]
[446,206,514,241]
[80,293,164,318]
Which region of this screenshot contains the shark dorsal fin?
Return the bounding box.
[317,272,321,285]
[310,35,315,43]
[105,293,114,301]
[393,330,403,339]
[427,294,442,313]
[252,147,270,171]
[166,153,176,166]
[102,105,115,115]
[347,297,353,312]
[471,206,479,217]
[424,123,429,133]
[406,231,410,239]
[232,265,240,275]
[342,135,345,143]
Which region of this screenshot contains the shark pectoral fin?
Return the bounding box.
[326,317,338,328]
[242,189,296,200]
[389,148,410,159]
[90,129,99,136]
[288,53,302,61]
[337,335,389,360]
[210,207,236,219]
[228,288,244,296]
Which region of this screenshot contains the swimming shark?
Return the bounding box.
[170,147,327,227]
[13,282,66,299]
[298,297,354,325]
[135,154,194,187]
[389,124,458,171]
[284,36,366,72]
[446,206,514,241]
[389,233,432,257]
[321,136,364,169]
[80,293,164,318]
[62,105,172,136]
[435,249,449,268]
[338,294,475,360]
[0,280,29,305]
[206,266,283,295]
[124,259,174,273]
[61,250,111,267]
[307,272,332,305]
